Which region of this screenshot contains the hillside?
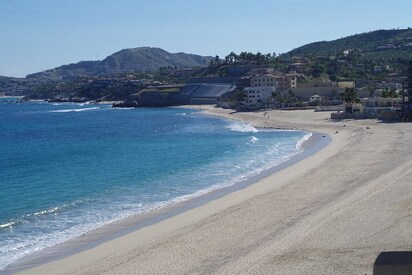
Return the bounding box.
[282,28,412,64]
[0,75,24,82]
[27,47,213,80]
[286,29,412,56]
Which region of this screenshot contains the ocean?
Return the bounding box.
[0,100,312,270]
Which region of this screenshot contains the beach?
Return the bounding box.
[18,107,412,275]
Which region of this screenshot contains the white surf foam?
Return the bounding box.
[0,127,316,272]
[0,221,17,229]
[296,132,313,150]
[227,121,258,132]
[249,136,259,143]
[49,107,100,113]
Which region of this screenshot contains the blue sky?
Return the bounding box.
[1,0,411,77]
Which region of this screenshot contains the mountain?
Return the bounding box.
[27,47,213,79]
[285,28,412,57]
[0,75,20,81]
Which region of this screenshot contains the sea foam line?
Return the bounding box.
[227,121,258,133]
[49,107,100,113]
[296,132,313,150]
[0,222,17,229]
[0,129,313,271]
[0,148,295,271]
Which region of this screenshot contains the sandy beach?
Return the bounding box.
[18,106,412,275]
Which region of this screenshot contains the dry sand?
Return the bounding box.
[18,107,412,275]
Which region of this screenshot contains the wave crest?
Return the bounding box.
[49,107,100,113]
[296,132,313,150]
[227,121,258,133]
[249,136,259,143]
[0,221,18,229]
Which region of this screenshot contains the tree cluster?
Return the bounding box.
[210,51,278,66]
[379,88,398,98]
[339,88,360,113]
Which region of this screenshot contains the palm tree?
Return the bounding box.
[229,52,238,63]
[246,52,254,63]
[239,51,246,61]
[339,88,360,114]
[256,52,263,65]
[214,55,220,65]
[266,53,271,63]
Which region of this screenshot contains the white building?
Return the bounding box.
[242,87,275,109]
[249,73,297,91]
[361,97,402,116]
[275,73,297,91]
[240,72,299,110]
[331,97,403,119]
[250,74,277,87]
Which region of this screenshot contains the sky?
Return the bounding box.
[1,0,411,77]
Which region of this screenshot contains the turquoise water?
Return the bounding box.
[0,101,311,269]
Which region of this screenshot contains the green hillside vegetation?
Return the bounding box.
[286,29,412,57]
[27,47,212,80]
[141,85,184,93]
[27,69,190,101]
[194,51,278,78]
[0,75,25,82]
[29,79,138,101]
[278,29,412,82]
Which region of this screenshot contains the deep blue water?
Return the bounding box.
[0,100,311,269]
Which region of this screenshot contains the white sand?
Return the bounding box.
[18,107,412,275]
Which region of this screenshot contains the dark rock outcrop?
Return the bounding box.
[112,101,139,108]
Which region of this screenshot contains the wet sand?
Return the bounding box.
[18,107,412,274]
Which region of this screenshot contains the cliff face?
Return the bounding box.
[131,91,190,107]
[113,91,189,108]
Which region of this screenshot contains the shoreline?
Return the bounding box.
[13,106,412,274]
[4,108,329,274]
